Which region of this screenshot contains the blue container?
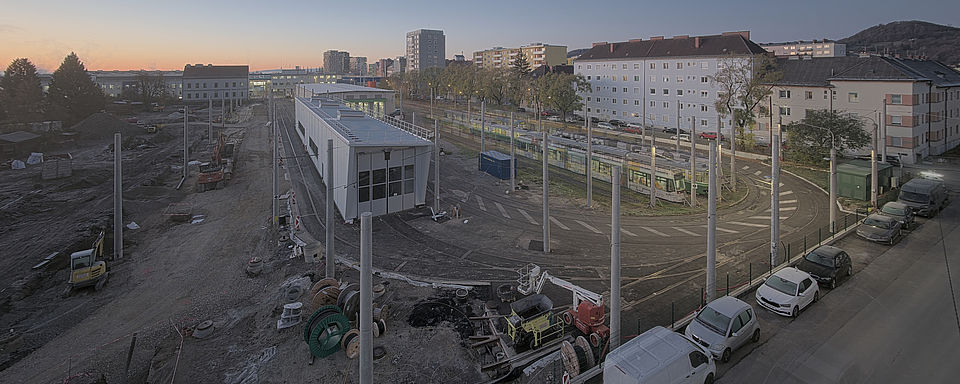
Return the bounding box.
[478,150,516,180]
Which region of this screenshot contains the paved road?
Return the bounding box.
[719,197,960,383]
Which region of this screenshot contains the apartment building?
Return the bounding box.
[181,64,248,105]
[473,43,567,70]
[575,32,768,134]
[349,57,368,75]
[406,29,445,72]
[87,70,183,99]
[759,40,846,58]
[767,55,960,164]
[323,50,350,75]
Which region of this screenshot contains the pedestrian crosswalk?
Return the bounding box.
[495,202,510,219]
[517,208,538,225]
[550,216,571,230]
[576,220,603,234]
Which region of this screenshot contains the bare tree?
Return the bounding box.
[711,54,781,190]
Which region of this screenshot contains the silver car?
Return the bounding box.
[685,296,760,363]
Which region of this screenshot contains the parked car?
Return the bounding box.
[756,267,819,317]
[540,110,554,117]
[856,214,903,245]
[547,115,561,122]
[589,116,599,123]
[609,119,627,127]
[898,178,948,217]
[853,154,902,167]
[684,296,760,363]
[517,107,526,112]
[565,115,584,123]
[604,326,716,384]
[878,201,915,229]
[671,134,691,142]
[623,123,642,134]
[796,245,852,289]
[663,127,687,135]
[598,122,616,130]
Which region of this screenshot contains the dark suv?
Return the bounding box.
[796,245,852,289]
[608,119,627,127]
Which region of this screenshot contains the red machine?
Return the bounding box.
[517,264,610,347]
[197,133,226,191]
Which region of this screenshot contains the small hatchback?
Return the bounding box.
[756,267,819,317]
[684,296,760,363]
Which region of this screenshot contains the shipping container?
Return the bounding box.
[478,150,516,180]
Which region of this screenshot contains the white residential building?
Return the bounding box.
[575,32,768,135]
[759,40,846,58]
[181,64,248,105]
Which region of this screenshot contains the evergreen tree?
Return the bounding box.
[511,52,531,76]
[47,52,105,124]
[0,58,45,122]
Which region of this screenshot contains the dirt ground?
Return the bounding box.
[0,104,489,384]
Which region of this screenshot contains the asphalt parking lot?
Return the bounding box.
[700,199,960,382]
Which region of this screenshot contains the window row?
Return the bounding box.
[579,61,712,71]
[184,91,245,99]
[185,81,246,89]
[358,165,416,203]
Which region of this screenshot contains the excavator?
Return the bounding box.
[67,231,109,292]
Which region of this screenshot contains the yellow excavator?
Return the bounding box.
[68,231,109,292]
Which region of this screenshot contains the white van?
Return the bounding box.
[604,326,716,384]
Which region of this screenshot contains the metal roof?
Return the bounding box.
[297,97,431,147]
[299,83,392,95]
[775,55,960,86]
[182,65,248,79]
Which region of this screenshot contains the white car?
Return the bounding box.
[547,116,561,122]
[756,267,819,317]
[598,122,615,130]
[670,134,691,142]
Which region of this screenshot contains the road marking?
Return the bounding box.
[729,221,768,228]
[764,206,798,212]
[640,226,670,237]
[702,225,740,234]
[495,202,511,219]
[741,166,750,170]
[550,216,571,230]
[753,170,762,176]
[394,260,408,272]
[518,209,538,225]
[781,199,798,204]
[748,215,786,220]
[475,195,487,211]
[606,224,638,237]
[780,190,794,196]
[576,220,603,234]
[672,227,701,237]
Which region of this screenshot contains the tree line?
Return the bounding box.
[383,52,590,124]
[0,53,106,126]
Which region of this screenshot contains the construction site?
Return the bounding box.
[1,80,850,384]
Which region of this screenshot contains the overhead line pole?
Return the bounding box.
[114,133,123,261]
[706,143,717,302]
[326,139,335,279]
[610,165,621,350]
[586,105,593,208]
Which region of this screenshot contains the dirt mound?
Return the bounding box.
[68,113,141,141]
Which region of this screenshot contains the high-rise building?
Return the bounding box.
[473,43,568,70]
[323,50,350,74]
[406,29,445,72]
[349,57,368,75]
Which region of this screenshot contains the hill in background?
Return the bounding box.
[839,21,960,67]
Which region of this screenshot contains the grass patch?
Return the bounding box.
[780,162,828,191]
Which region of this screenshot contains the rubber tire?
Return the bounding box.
[720,348,731,363]
[561,311,574,326]
[704,373,715,384]
[751,329,760,343]
[847,266,853,277]
[528,337,537,352]
[813,291,819,303]
[829,278,836,290]
[791,306,799,318]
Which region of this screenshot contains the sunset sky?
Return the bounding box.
[1,0,956,73]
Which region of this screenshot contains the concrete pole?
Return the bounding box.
[730,114,737,192]
[221,98,225,130]
[208,99,212,142]
[771,135,780,267]
[871,123,878,210]
[881,100,887,162]
[830,147,837,232]
[586,105,593,208]
[183,105,188,180]
[610,165,621,350]
[412,111,416,128]
[706,143,717,302]
[690,117,697,207]
[480,100,486,153]
[434,121,440,214]
[272,96,279,225]
[649,146,657,208]
[675,103,680,160]
[510,113,516,193]
[542,129,550,253]
[326,139,335,279]
[114,133,123,260]
[359,212,373,384]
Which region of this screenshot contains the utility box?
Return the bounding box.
[837,159,893,201]
[478,150,516,180]
[41,153,73,180]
